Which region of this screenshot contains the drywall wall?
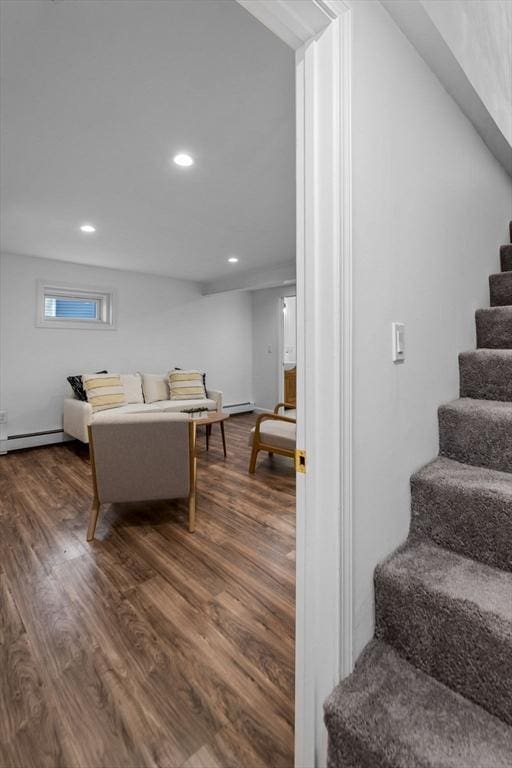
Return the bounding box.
[252,285,296,410]
[421,0,512,146]
[0,252,253,444]
[350,0,512,656]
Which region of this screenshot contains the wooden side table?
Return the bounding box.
[193,411,229,457]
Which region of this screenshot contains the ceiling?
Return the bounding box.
[0,0,295,282]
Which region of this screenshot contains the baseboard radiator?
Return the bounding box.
[1,404,255,453]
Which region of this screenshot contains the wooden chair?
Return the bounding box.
[248,402,296,474]
[87,412,197,541]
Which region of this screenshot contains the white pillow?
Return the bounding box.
[120,374,144,404]
[140,373,169,404]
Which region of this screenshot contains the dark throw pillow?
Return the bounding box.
[67,370,108,401]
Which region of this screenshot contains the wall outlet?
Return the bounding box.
[392,322,405,363]
[0,410,7,424]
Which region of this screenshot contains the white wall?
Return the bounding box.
[351,0,512,655]
[422,0,512,146]
[251,285,296,410]
[0,252,253,442]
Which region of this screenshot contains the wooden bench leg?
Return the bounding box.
[87,499,100,541]
[249,444,259,474]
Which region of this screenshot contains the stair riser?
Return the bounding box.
[476,309,512,349]
[501,244,512,272]
[459,353,512,401]
[489,273,512,306]
[326,728,393,768]
[438,406,512,472]
[410,476,512,571]
[374,573,512,725]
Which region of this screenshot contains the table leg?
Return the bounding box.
[206,424,211,451]
[220,420,227,458]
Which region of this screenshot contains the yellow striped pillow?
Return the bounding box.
[83,373,127,412]
[168,370,206,401]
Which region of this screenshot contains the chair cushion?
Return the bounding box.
[250,419,296,451]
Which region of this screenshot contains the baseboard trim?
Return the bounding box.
[3,431,73,452]
[224,402,255,414]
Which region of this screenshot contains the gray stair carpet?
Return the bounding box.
[439,398,512,472]
[375,541,512,725]
[410,457,512,570]
[476,306,512,348]
[459,349,512,401]
[324,221,512,766]
[501,243,512,271]
[324,641,512,768]
[489,272,512,306]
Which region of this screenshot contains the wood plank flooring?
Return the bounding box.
[0,413,295,768]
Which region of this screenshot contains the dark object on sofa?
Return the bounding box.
[67,371,108,401]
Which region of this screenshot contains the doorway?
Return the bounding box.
[237,2,354,766]
[279,295,297,409]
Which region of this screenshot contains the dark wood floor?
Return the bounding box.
[0,413,295,768]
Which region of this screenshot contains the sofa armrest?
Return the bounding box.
[63,398,93,443]
[206,389,223,412]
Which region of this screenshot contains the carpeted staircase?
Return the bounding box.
[324,223,512,768]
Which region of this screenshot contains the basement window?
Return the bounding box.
[36,282,116,330]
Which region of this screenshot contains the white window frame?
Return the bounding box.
[36,281,116,330]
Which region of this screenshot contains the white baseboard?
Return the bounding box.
[3,431,73,453]
[253,407,273,414]
[223,402,255,414]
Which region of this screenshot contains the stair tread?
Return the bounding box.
[413,455,512,497]
[411,457,512,570]
[476,305,512,316]
[439,396,512,419]
[378,540,512,623]
[459,350,512,401]
[489,271,512,307]
[324,640,512,768]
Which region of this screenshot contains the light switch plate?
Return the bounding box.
[392,322,405,363]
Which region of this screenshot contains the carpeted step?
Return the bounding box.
[410,457,512,570]
[476,306,512,348]
[501,244,512,271]
[438,398,512,472]
[374,541,512,725]
[324,639,512,768]
[459,349,512,401]
[490,272,512,306]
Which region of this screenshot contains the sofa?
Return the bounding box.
[64,372,222,443]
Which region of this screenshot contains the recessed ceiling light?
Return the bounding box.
[228,256,239,263]
[80,224,96,233]
[173,153,194,167]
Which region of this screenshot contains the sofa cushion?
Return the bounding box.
[249,420,296,451]
[83,373,127,413]
[120,373,144,404]
[140,373,169,403]
[92,402,165,420]
[156,398,216,413]
[168,370,206,400]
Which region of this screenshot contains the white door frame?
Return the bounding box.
[237,2,353,766]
